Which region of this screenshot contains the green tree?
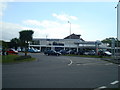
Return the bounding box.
[1,40,8,49]
[19,30,34,56]
[10,38,20,50]
[101,37,120,47]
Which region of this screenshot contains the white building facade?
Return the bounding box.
[29,34,108,52]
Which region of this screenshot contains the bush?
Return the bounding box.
[14,55,32,60]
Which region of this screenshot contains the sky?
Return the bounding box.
[0,0,119,42]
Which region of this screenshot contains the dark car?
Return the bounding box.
[75,51,84,55]
[66,50,76,54]
[88,50,96,55]
[59,50,67,55]
[44,50,61,56]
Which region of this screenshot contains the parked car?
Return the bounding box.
[6,49,18,54]
[0,48,2,55]
[17,48,21,52]
[28,48,40,53]
[75,51,84,55]
[44,50,61,56]
[34,48,41,53]
[104,51,112,56]
[98,50,112,56]
[88,50,96,55]
[59,50,67,55]
[66,50,76,54]
[84,50,95,55]
[84,51,89,55]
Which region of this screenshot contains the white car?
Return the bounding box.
[104,51,112,56]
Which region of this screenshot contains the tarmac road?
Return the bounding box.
[2,53,119,89]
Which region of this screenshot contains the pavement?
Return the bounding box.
[2,53,120,89]
[101,56,120,64]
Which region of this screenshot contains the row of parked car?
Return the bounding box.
[1,48,41,55]
[44,49,112,56]
[2,47,112,56]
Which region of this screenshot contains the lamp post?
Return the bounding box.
[46,35,48,50]
[68,21,71,51]
[68,21,71,36]
[115,0,120,60]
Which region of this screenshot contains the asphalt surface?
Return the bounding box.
[2,53,120,89]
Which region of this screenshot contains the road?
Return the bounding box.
[2,53,120,89]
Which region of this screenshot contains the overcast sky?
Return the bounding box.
[0,0,119,41]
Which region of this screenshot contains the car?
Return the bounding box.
[98,50,112,56]
[28,48,40,53]
[104,51,112,56]
[59,50,67,55]
[44,50,61,56]
[84,51,89,55]
[88,50,96,55]
[83,50,96,55]
[66,50,76,54]
[75,51,84,55]
[6,49,18,54]
[0,48,2,55]
[34,48,41,53]
[17,48,22,52]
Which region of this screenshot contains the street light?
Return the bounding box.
[115,1,120,59]
[68,21,71,36]
[68,21,71,51]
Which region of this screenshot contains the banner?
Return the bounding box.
[118,1,120,41]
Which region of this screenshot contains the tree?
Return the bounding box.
[101,37,120,47]
[19,30,34,56]
[10,38,20,50]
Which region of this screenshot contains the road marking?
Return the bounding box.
[110,80,119,85]
[105,63,113,65]
[118,65,120,66]
[94,86,107,90]
[68,59,73,66]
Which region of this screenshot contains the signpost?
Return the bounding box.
[117,1,120,41]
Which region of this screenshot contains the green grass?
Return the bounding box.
[0,55,35,63]
[64,54,112,58]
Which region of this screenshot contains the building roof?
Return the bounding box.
[64,33,81,39]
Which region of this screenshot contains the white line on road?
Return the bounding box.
[94,86,107,90]
[110,80,119,85]
[118,65,120,66]
[68,59,73,66]
[105,63,113,65]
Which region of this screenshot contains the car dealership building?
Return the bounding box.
[29,33,109,54]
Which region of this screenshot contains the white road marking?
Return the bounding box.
[118,65,120,66]
[110,80,119,85]
[68,59,73,66]
[94,86,107,90]
[105,63,113,65]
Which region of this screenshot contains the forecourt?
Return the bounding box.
[2,53,119,89]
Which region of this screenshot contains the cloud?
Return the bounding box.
[23,20,61,28]
[1,22,22,41]
[1,18,85,41]
[52,13,78,21]
[23,19,84,39]
[0,2,7,18]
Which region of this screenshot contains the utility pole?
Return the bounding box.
[115,0,120,60]
[68,21,71,51]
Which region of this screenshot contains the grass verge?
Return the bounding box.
[64,54,112,58]
[0,55,35,63]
